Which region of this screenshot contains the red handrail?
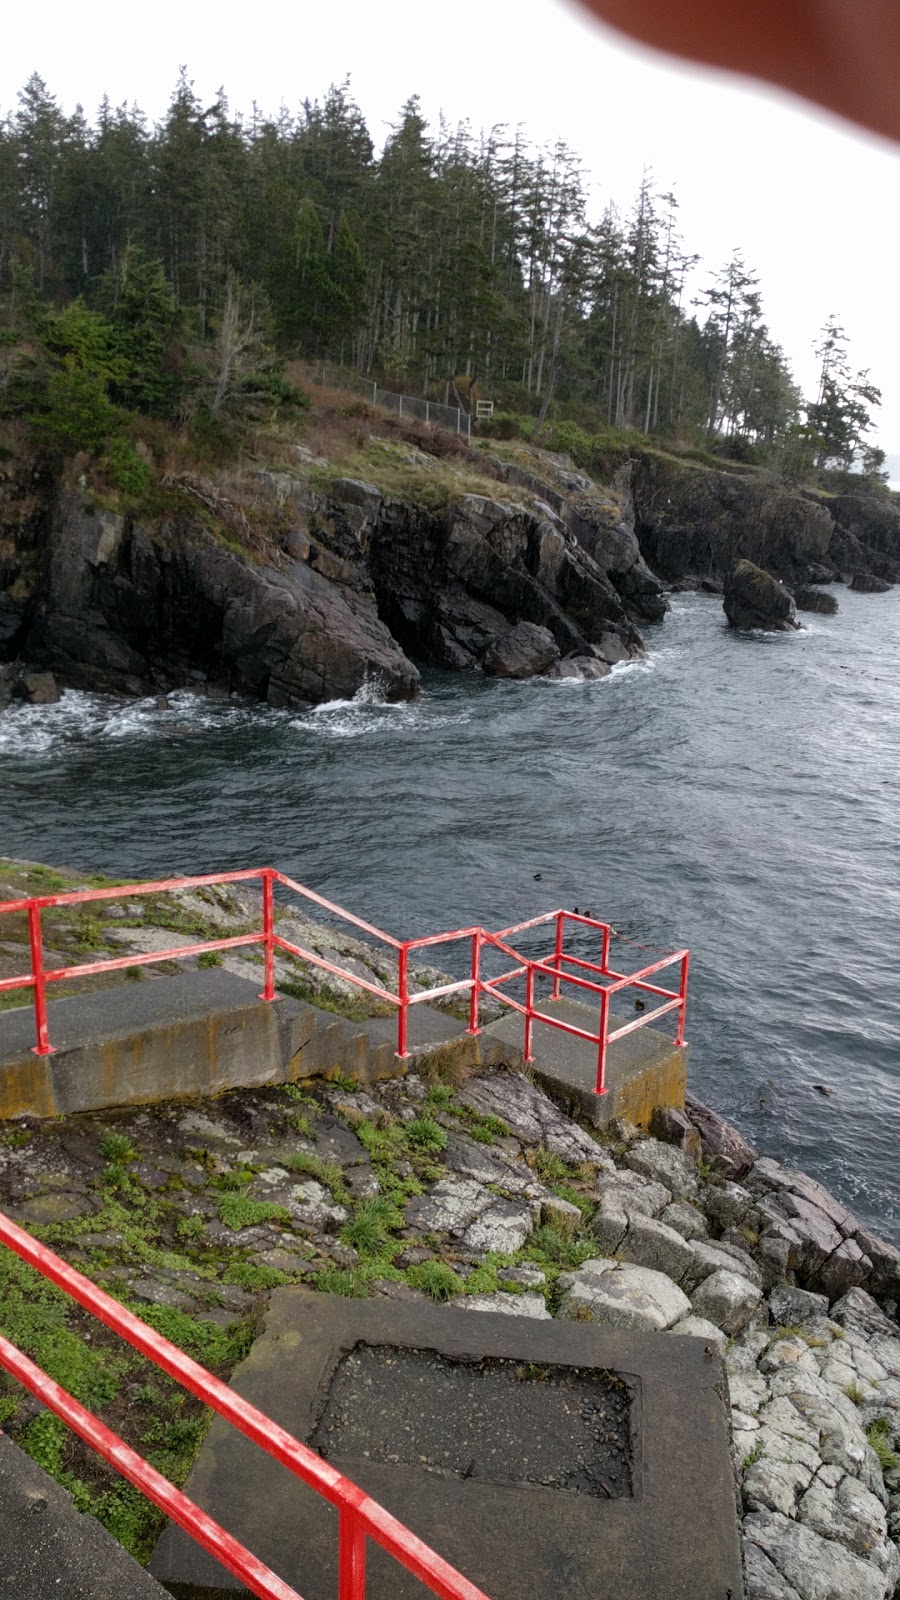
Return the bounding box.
[0,871,689,1090]
[0,1209,491,1600]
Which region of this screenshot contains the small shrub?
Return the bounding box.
[316,1268,367,1297]
[844,1380,867,1406]
[741,1440,764,1471]
[341,1197,402,1254]
[197,950,223,968]
[533,1148,570,1183]
[30,366,121,455]
[101,436,151,495]
[424,1084,457,1111]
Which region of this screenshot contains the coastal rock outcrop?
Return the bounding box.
[630,453,834,584]
[0,446,656,704]
[724,560,800,631]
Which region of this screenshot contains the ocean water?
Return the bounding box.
[2,589,899,1240]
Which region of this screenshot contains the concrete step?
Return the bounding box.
[0,1432,169,1598]
[485,995,687,1128]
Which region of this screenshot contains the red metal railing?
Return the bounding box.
[0,1208,491,1600]
[0,871,689,1095]
[482,910,689,1094]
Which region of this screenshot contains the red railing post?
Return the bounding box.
[551,912,564,1000]
[396,943,410,1059]
[259,870,276,1002]
[27,902,54,1057]
[600,923,611,975]
[523,964,535,1063]
[467,929,481,1036]
[596,985,609,1095]
[339,1508,367,1600]
[675,951,690,1047]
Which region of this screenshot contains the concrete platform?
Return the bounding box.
[0,971,509,1119]
[150,1290,744,1600]
[486,997,688,1129]
[0,1432,169,1598]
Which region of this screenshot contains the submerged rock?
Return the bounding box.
[724,560,799,632]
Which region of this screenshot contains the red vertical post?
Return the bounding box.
[676,951,690,1046]
[596,985,609,1095]
[259,871,275,1002]
[28,902,54,1057]
[600,923,611,975]
[523,965,535,1063]
[338,1508,366,1600]
[551,912,564,1001]
[396,944,410,1059]
[467,930,481,1036]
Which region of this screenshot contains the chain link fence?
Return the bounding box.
[300,363,472,439]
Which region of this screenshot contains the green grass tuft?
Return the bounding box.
[405,1117,447,1153]
[406,1260,463,1301]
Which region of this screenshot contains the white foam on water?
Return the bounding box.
[0,687,270,756]
[291,678,472,740]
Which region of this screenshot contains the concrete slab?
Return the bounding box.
[0,1432,170,1598]
[486,997,688,1129]
[0,971,511,1119]
[150,1289,744,1600]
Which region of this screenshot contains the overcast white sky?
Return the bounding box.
[4,0,900,457]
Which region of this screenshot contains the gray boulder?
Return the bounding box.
[691,1268,762,1334]
[724,560,799,632]
[685,1094,758,1177]
[623,1137,700,1199]
[454,1292,551,1320]
[556,1258,691,1332]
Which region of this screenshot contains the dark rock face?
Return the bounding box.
[21,491,421,706]
[488,451,668,625]
[723,560,799,632]
[0,447,662,704]
[482,621,559,678]
[631,454,834,583]
[366,489,647,677]
[792,587,838,614]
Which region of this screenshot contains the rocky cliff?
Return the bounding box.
[3,422,900,709]
[0,437,665,707]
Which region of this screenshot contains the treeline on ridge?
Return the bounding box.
[0,72,884,483]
